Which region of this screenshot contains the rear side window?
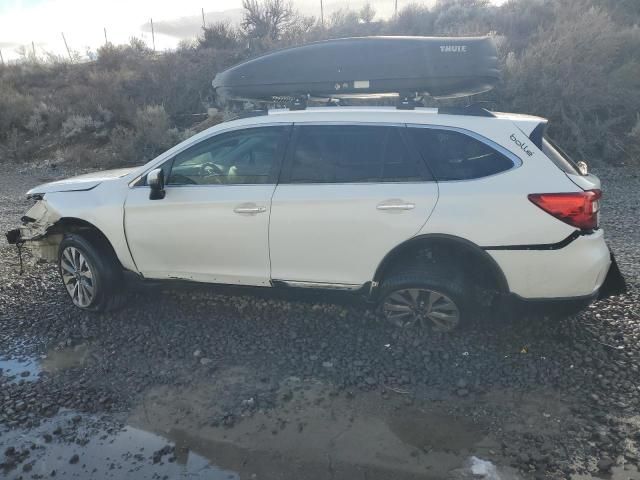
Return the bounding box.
[542,138,580,175]
[288,125,425,183]
[408,127,515,181]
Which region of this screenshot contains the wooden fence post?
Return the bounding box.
[61,32,73,62]
[150,18,156,51]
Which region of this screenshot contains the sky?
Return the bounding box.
[0,0,506,62]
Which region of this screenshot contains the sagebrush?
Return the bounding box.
[0,0,638,167]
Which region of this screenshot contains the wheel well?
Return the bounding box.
[373,234,509,298]
[48,218,121,266]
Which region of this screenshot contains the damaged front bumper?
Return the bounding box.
[5,200,62,262]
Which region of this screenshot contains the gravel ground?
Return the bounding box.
[0,163,639,479]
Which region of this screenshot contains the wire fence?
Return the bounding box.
[0,0,415,66]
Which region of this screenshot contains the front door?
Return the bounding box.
[124,124,291,286]
[269,124,439,287]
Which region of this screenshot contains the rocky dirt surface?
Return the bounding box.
[0,164,638,479]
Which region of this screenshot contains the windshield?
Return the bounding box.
[542,138,582,175]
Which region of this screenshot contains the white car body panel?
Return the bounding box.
[24,183,138,271]
[269,182,438,285]
[419,152,581,247]
[124,184,275,285]
[15,107,612,301]
[490,230,611,298]
[27,168,136,195]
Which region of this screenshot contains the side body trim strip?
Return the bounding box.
[482,231,584,251]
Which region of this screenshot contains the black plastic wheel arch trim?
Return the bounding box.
[481,230,583,251]
[372,233,510,294]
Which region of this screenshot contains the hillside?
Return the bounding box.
[0,0,639,170]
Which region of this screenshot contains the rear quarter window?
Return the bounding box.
[408,127,516,181]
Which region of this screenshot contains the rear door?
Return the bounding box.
[269,123,439,287]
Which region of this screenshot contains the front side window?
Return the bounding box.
[408,127,515,181]
[288,125,424,184]
[167,126,288,185]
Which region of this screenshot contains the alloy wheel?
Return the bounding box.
[60,246,95,308]
[382,288,460,331]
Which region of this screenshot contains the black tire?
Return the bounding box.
[57,232,127,312]
[378,269,469,331]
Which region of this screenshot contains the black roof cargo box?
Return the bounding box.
[213,36,499,103]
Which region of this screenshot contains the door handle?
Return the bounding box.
[234,204,267,214]
[377,200,415,211]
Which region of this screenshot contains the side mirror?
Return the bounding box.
[147,168,165,200]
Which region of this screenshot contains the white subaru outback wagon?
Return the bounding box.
[6,106,620,330]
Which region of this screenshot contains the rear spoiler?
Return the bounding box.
[529,120,548,150]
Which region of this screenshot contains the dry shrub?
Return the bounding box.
[0,86,35,137]
[1,0,640,167]
[61,114,102,139]
[109,105,183,166]
[109,126,138,165]
[134,105,169,147]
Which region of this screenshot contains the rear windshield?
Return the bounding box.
[542,138,581,175]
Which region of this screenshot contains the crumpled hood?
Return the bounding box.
[27,168,136,196]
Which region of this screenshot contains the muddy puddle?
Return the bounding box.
[41,342,90,372]
[125,367,523,479]
[3,361,633,478]
[389,408,484,453]
[0,343,90,385]
[4,359,627,479]
[0,356,41,383]
[0,410,238,479]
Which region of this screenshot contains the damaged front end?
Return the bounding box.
[5,199,63,263]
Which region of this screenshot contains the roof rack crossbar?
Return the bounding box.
[288,95,308,110]
[396,93,424,110]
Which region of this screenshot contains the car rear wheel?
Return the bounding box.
[58,233,126,312]
[379,271,467,331]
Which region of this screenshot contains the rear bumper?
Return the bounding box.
[506,250,626,315]
[509,291,598,316]
[488,230,612,299]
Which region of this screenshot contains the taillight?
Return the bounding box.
[528,189,601,230]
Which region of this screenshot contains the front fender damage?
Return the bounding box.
[5,200,63,262]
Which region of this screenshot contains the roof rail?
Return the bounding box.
[438,104,495,117]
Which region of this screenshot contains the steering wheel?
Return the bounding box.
[201,162,224,176]
[199,162,227,185]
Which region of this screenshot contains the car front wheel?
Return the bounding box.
[58,233,126,311]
